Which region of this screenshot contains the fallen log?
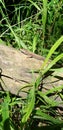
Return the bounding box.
[0,44,63,103]
[0,44,44,96]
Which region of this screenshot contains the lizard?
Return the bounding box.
[20,49,45,61]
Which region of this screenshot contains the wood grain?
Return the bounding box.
[0,44,63,106]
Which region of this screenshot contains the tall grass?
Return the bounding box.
[42,0,47,46]
[0,0,63,129]
[0,36,63,130]
[0,0,63,54]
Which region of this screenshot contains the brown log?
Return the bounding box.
[0,44,63,103]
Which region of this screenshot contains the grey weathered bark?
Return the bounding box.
[0,44,63,105]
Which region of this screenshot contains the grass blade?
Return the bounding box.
[41,36,63,70]
[28,0,40,11]
[42,53,63,75]
[35,109,63,125]
[1,92,11,130]
[42,0,48,44]
[22,83,35,123]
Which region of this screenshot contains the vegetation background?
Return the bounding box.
[0,0,63,130]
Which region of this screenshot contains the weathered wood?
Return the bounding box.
[0,44,44,96]
[0,44,63,102]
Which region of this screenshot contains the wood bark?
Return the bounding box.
[0,44,63,104]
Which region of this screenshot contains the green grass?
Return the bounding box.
[0,36,63,130]
[0,0,63,129]
[0,0,63,54]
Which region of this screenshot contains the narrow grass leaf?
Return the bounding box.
[22,84,35,123]
[41,36,63,70]
[0,0,6,9]
[38,91,59,107]
[45,85,63,95]
[35,109,63,124]
[1,92,10,128]
[50,67,63,74]
[42,53,63,75]
[42,0,48,42]
[28,0,40,11]
[32,35,37,52]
